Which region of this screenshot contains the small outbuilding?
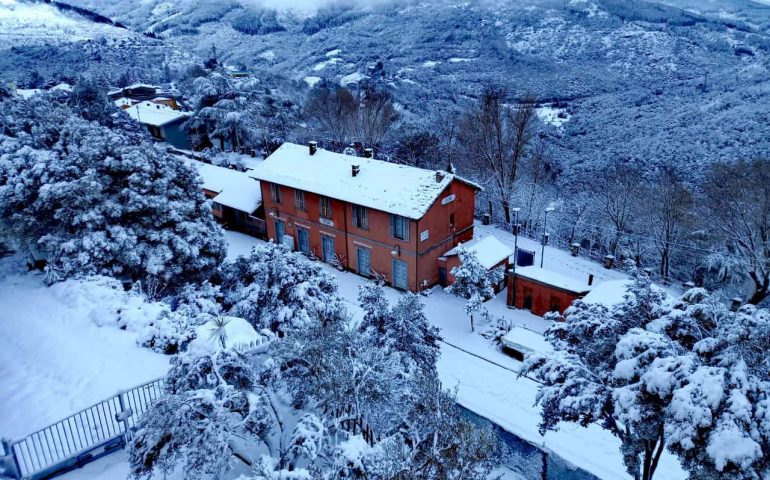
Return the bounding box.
[123,102,191,149]
[507,266,592,316]
[439,235,512,291]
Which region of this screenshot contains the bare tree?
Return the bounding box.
[595,163,645,257]
[703,158,770,304]
[458,87,539,224]
[352,85,397,149]
[304,85,357,150]
[645,171,694,281]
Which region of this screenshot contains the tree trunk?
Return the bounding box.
[470,315,475,332]
[502,200,510,224]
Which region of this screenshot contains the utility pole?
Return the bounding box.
[540,206,554,268]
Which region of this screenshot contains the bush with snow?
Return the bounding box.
[220,241,344,334]
[0,97,226,294]
[524,273,770,480]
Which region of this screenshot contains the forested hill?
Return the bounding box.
[57,0,770,176]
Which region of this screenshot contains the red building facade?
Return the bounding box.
[251,143,479,291]
[506,266,591,316]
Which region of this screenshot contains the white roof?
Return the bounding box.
[445,235,512,269]
[515,266,591,293]
[124,101,189,127]
[114,97,136,108]
[124,83,159,91]
[16,88,42,99]
[249,142,475,219]
[192,160,262,214]
[501,326,554,354]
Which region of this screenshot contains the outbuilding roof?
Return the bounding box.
[514,266,592,294]
[249,142,479,219]
[445,235,513,270]
[124,101,189,127]
[192,161,262,214]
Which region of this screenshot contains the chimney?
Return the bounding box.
[435,171,445,183]
[588,274,594,286]
[730,297,742,311]
[309,141,318,156]
[352,165,360,177]
[363,148,373,158]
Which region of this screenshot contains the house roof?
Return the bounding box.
[124,101,189,127]
[192,160,262,214]
[445,235,513,270]
[249,142,478,219]
[515,266,592,294]
[114,97,136,108]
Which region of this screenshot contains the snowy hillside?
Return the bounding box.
[62,0,770,174]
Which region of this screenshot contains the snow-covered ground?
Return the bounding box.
[1,221,682,479]
[0,257,169,440]
[219,226,686,480]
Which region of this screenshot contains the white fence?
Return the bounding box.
[2,377,164,480]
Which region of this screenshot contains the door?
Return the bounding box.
[297,228,310,254]
[322,236,335,263]
[438,267,447,287]
[523,287,533,310]
[392,259,408,290]
[274,220,285,241]
[356,247,371,277]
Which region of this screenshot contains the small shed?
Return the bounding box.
[439,235,513,291]
[501,326,553,361]
[123,102,191,149]
[507,266,591,316]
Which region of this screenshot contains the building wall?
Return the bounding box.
[261,178,476,292]
[506,275,585,317]
[161,120,192,150]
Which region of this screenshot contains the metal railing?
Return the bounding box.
[3,377,165,480]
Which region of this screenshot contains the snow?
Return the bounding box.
[583,279,632,307]
[249,142,463,219]
[15,88,42,99]
[0,259,169,440]
[515,265,592,294]
[188,316,266,355]
[536,105,571,128]
[190,160,262,214]
[501,326,553,354]
[123,101,189,127]
[114,97,136,108]
[303,76,322,87]
[421,60,440,67]
[340,72,367,86]
[445,235,513,269]
[325,49,342,57]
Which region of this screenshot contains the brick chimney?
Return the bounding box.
[363,148,373,158]
[435,171,445,183]
[309,141,318,156]
[352,165,360,177]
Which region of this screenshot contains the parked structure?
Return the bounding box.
[507,266,592,316]
[192,160,266,238]
[249,142,480,291]
[123,102,191,149]
[439,235,512,291]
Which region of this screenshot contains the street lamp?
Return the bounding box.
[509,208,521,309]
[540,206,555,268]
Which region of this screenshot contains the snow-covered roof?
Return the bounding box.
[152,96,171,101]
[114,97,136,108]
[124,83,159,91]
[193,160,262,214]
[582,280,631,307]
[501,326,554,354]
[249,142,477,219]
[49,83,72,92]
[515,266,592,293]
[445,235,512,269]
[124,101,189,127]
[15,88,42,99]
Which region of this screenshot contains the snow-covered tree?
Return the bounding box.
[0,100,226,293]
[445,247,503,331]
[220,242,344,335]
[129,350,270,480]
[357,281,390,334]
[524,274,770,480]
[385,292,442,373]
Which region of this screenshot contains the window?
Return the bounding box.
[449,213,455,227]
[320,196,332,219]
[294,189,306,211]
[352,205,368,230]
[270,183,282,204]
[390,214,409,241]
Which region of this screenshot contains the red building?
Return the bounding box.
[439,235,512,292]
[249,142,480,291]
[507,266,592,316]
